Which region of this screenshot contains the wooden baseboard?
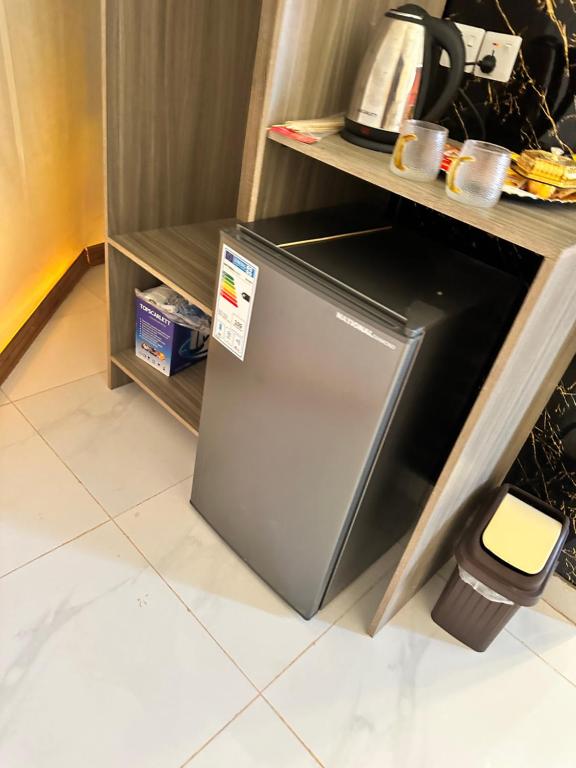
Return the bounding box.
[0,244,105,385]
[87,242,105,266]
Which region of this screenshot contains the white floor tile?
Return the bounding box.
[118,479,399,689]
[0,405,107,575]
[18,374,197,517]
[51,283,102,320]
[0,523,255,768]
[266,577,576,768]
[0,389,8,406]
[2,309,106,400]
[187,699,319,767]
[0,403,34,448]
[507,600,576,685]
[79,264,106,301]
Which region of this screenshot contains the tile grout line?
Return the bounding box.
[78,267,106,303]
[81,288,107,303]
[259,568,393,696]
[6,276,341,766]
[177,693,261,767]
[5,367,108,405]
[179,691,326,768]
[0,519,111,581]
[12,378,384,700]
[50,304,106,323]
[11,390,575,703]
[503,625,576,690]
[12,385,392,704]
[110,515,262,694]
[2,405,265,714]
[0,272,105,404]
[4,396,196,579]
[1,292,107,400]
[0,464,191,581]
[12,366,572,761]
[439,564,576,686]
[8,395,262,698]
[261,694,326,767]
[10,397,192,524]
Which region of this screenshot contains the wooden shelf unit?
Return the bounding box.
[267,132,576,261]
[103,0,576,633]
[111,349,206,434]
[103,0,261,427]
[109,219,234,316]
[236,0,576,634]
[106,219,227,432]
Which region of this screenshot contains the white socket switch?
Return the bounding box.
[473,31,522,82]
[440,23,485,74]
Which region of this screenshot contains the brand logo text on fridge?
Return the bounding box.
[336,312,396,349]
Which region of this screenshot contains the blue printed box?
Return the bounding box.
[135,296,209,376]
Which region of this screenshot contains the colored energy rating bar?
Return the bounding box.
[220,272,238,307]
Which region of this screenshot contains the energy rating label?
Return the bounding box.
[220,271,238,307]
[213,243,259,361]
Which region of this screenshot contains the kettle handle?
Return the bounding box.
[422,16,465,123]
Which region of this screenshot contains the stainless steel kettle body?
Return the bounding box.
[343,4,465,152]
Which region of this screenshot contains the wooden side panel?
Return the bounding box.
[256,145,387,219]
[369,248,576,635]
[237,0,283,222]
[239,0,446,220]
[106,0,261,234]
[106,244,158,388]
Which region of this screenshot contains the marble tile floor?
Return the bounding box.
[1,266,576,767]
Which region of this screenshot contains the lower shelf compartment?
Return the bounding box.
[111,348,206,434]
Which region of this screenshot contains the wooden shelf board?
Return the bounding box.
[109,218,235,315]
[267,132,576,261]
[111,349,206,434]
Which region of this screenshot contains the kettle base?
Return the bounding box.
[341,128,395,154]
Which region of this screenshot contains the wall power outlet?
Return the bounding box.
[474,31,523,82]
[440,23,522,83]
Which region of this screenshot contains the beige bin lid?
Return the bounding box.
[482,492,563,575]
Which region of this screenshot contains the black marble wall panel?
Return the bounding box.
[441,0,576,152]
[507,355,576,585]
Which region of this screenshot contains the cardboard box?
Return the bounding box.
[135,294,209,376]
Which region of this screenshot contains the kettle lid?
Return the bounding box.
[386,3,429,23]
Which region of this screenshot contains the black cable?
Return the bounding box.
[458,87,486,141]
[464,56,497,73]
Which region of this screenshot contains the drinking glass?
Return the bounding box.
[446,140,511,208]
[390,120,448,182]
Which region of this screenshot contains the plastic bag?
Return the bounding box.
[135,285,211,333]
[458,565,514,605]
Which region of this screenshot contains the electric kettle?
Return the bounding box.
[342,4,465,152]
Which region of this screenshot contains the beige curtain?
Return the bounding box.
[0,0,104,352]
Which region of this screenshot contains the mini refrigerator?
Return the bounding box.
[191,207,521,619]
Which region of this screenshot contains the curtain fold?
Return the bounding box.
[0,0,103,351]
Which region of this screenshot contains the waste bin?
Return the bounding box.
[432,484,569,651]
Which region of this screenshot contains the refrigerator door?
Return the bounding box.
[192,232,418,618]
